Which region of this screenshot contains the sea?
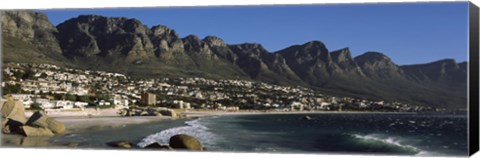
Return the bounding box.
[52,113,468,156]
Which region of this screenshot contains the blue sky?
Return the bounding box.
[39,2,469,65]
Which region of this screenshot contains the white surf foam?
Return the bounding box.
[351,134,420,152]
[137,118,217,148]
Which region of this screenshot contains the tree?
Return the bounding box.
[3,84,21,94]
[22,68,35,80]
[78,95,90,102]
[29,102,42,110]
[66,94,77,101]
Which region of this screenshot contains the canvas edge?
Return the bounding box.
[469,1,480,156]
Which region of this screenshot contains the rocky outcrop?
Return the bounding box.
[56,15,155,63]
[149,25,190,64]
[228,43,302,85]
[1,96,27,124]
[203,36,238,63]
[277,41,342,85]
[401,59,467,83]
[1,95,27,134]
[26,111,49,127]
[2,10,61,53]
[330,48,365,76]
[169,134,203,151]
[1,97,65,137]
[144,142,173,150]
[229,43,274,78]
[26,111,65,134]
[150,25,184,56]
[20,126,55,137]
[354,52,405,79]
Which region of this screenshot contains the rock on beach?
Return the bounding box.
[169,134,203,151]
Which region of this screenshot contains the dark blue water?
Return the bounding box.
[138,113,468,156]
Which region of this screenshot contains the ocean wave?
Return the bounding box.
[136,118,217,148]
[350,133,422,154]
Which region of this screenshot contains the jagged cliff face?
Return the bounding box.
[56,15,155,63]
[2,10,61,53]
[401,59,467,83]
[229,43,276,80]
[1,10,468,109]
[203,36,238,63]
[277,41,332,84]
[354,52,404,79]
[149,25,188,64]
[1,10,70,65]
[330,48,365,76]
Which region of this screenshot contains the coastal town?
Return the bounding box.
[1,62,438,114]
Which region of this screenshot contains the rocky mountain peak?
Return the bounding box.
[228,43,270,59]
[183,34,201,42]
[151,25,172,35]
[354,51,391,63]
[56,14,154,60]
[401,59,466,83]
[278,41,330,63]
[302,40,327,48]
[182,34,213,56]
[2,10,61,53]
[75,15,106,22]
[331,47,353,63]
[149,25,184,58]
[203,36,227,47]
[354,51,403,79]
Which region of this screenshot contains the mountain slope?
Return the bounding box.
[1,10,71,66]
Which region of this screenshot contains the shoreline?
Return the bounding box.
[2,109,446,148]
[8,109,436,131]
[1,111,179,148]
[180,110,418,117]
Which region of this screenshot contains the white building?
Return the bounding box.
[35,98,55,109]
[74,101,88,108]
[56,100,74,109]
[98,100,111,106]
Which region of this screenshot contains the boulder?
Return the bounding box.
[21,126,55,137]
[169,134,203,151]
[26,111,49,128]
[140,111,149,116]
[107,141,133,149]
[118,109,128,116]
[160,109,177,118]
[2,124,11,134]
[2,119,24,134]
[144,142,173,150]
[46,117,65,134]
[154,112,162,116]
[26,111,65,134]
[1,97,27,124]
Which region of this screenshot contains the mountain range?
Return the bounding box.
[1,10,467,110]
